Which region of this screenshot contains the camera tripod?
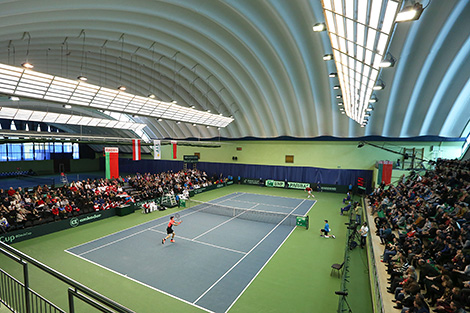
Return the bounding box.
[341,295,353,313]
[347,223,361,248]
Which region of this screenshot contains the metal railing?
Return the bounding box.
[0,269,65,313]
[0,241,135,313]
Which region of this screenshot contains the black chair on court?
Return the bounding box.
[331,261,345,277]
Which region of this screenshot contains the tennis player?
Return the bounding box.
[162,216,182,244]
[305,186,314,198]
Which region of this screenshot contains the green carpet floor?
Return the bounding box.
[1,185,373,313]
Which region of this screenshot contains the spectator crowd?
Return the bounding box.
[0,168,222,233]
[369,158,470,313]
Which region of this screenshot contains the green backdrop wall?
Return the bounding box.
[156,140,462,170]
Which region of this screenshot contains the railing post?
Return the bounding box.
[68,288,75,313]
[21,260,31,313]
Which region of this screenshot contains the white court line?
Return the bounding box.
[193,198,308,305]
[149,229,247,255]
[64,250,214,313]
[77,228,150,256]
[224,198,316,313]
[192,204,259,241]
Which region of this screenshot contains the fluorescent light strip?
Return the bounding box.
[323,0,401,123]
[0,63,233,128]
[0,108,146,130]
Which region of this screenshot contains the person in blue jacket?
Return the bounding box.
[320,220,335,238]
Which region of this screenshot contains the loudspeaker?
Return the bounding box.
[232,156,238,161]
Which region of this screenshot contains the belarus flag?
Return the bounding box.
[132,139,141,161]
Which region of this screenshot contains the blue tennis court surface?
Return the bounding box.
[66,192,315,313]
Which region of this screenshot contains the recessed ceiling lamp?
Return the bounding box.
[336,95,342,99]
[329,73,337,78]
[77,75,88,81]
[118,85,126,91]
[369,96,378,103]
[333,85,340,90]
[148,94,156,99]
[323,54,333,61]
[312,23,327,32]
[396,2,424,22]
[63,104,72,109]
[171,100,177,104]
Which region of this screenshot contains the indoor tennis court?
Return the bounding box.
[66,192,315,313]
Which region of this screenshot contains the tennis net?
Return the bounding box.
[17,175,55,187]
[183,199,307,227]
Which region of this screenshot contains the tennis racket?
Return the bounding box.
[174,213,182,223]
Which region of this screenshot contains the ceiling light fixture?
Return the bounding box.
[21,32,33,69]
[117,33,125,92]
[373,80,385,90]
[369,96,378,103]
[329,73,337,78]
[379,52,396,68]
[312,23,327,32]
[77,30,88,82]
[9,96,20,101]
[323,54,333,61]
[148,94,156,99]
[63,104,72,109]
[333,85,340,90]
[395,2,424,22]
[321,0,401,124]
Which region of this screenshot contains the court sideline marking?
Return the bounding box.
[193,199,308,306]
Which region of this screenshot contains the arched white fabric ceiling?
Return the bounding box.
[0,0,468,140]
